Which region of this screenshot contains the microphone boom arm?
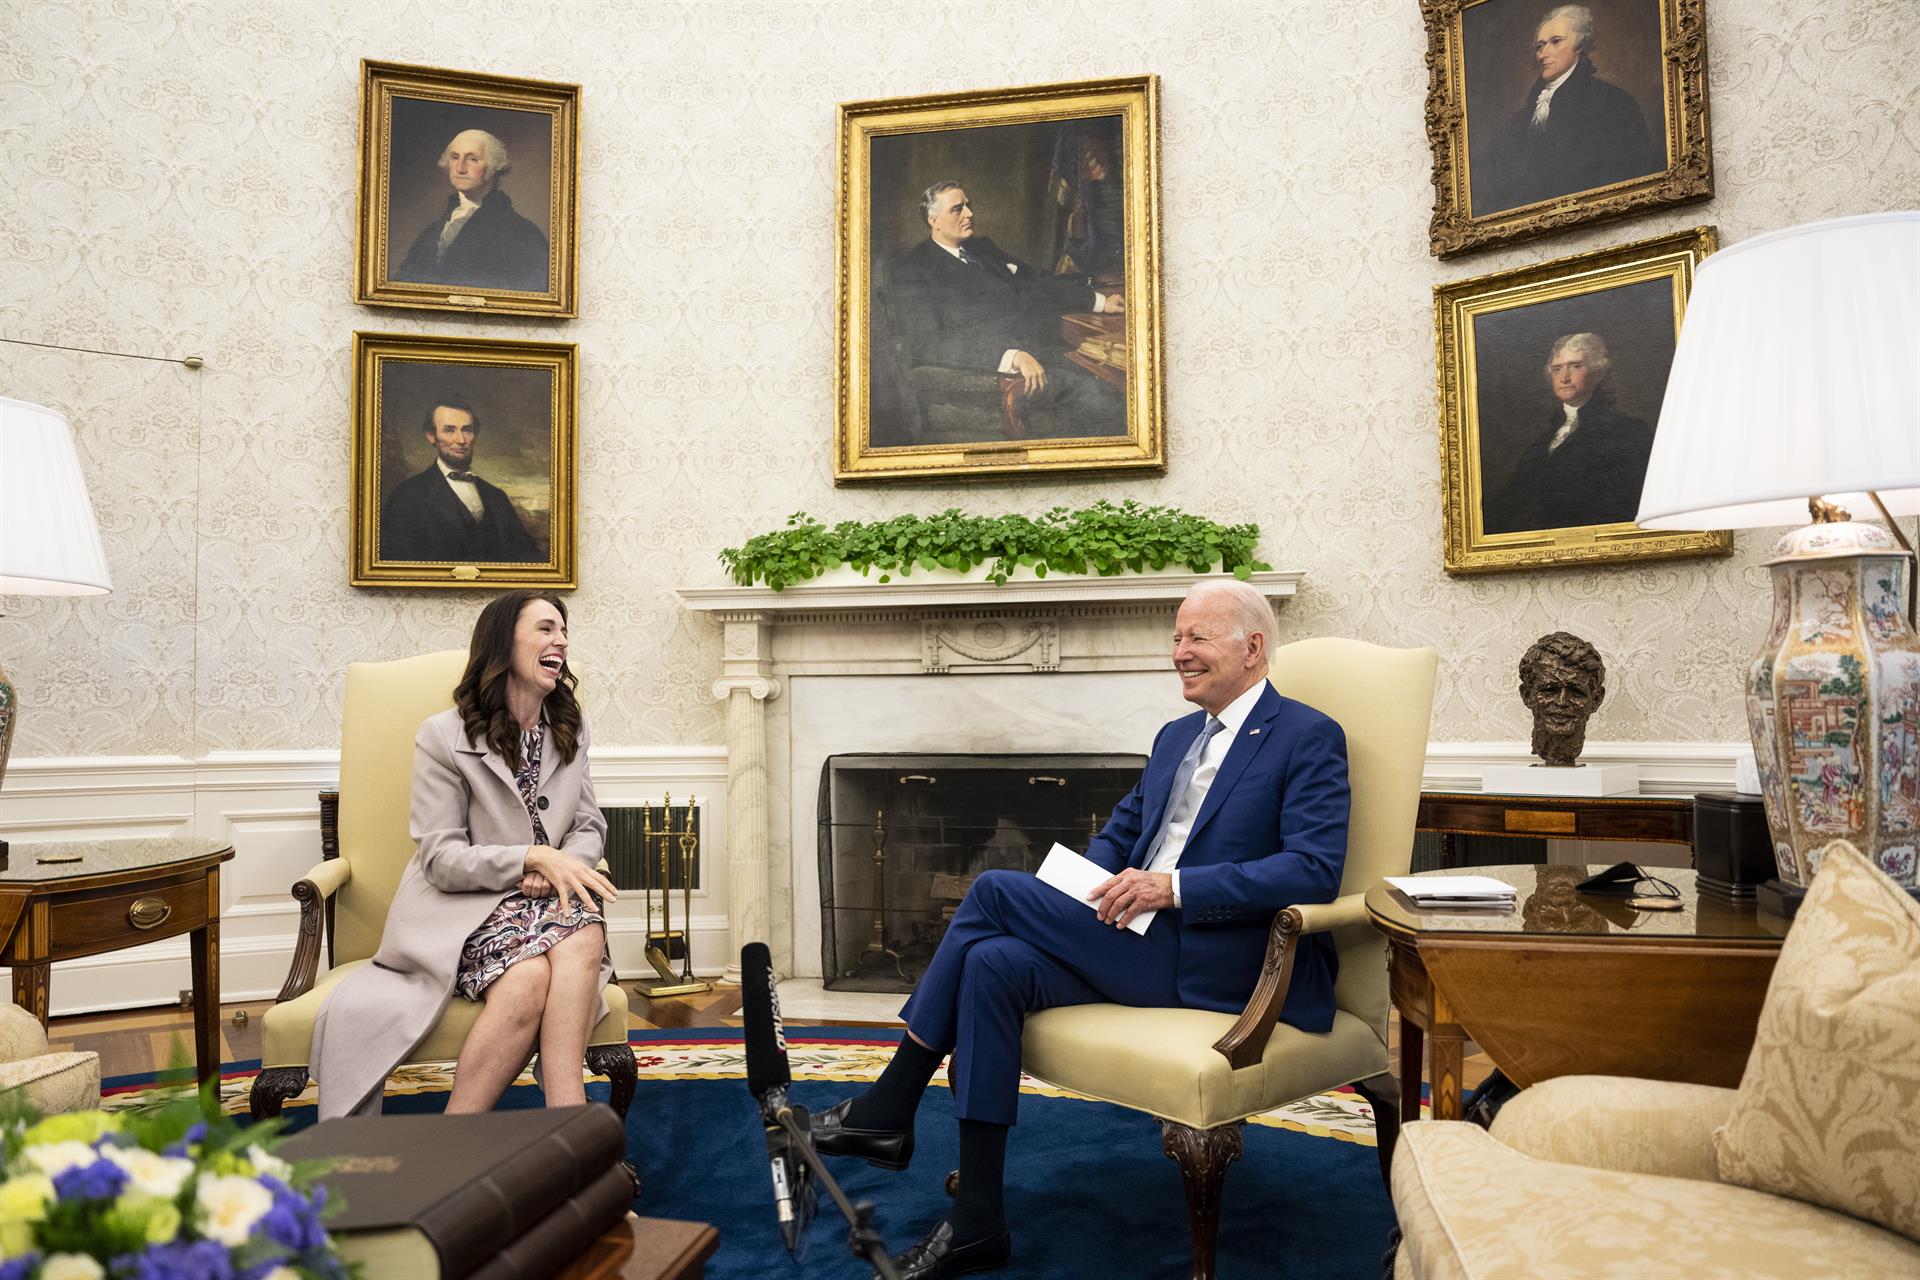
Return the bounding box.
[773,1102,899,1280]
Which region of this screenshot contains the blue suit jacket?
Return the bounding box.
[1085,684,1350,1031]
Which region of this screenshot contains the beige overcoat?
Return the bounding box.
[310,706,610,1118]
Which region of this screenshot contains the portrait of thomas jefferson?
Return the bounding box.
[1470,2,1666,215]
[1481,331,1653,535]
[391,127,550,293]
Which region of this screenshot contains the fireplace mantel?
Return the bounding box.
[677,568,1306,979]
[679,568,1302,619]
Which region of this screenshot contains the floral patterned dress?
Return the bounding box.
[454,723,607,1000]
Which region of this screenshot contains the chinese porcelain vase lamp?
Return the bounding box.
[1636,213,1920,901]
[0,397,114,854]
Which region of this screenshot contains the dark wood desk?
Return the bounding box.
[1367,864,1785,1123]
[1417,787,1694,867]
[560,1214,719,1280]
[1,838,233,1083]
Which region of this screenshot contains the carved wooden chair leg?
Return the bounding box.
[587,1043,638,1120]
[1161,1120,1242,1280]
[249,1066,309,1120]
[1354,1071,1399,1193]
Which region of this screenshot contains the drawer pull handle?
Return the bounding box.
[128,897,172,930]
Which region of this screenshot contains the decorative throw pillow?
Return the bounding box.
[1715,839,1920,1241]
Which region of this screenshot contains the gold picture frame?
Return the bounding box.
[834,76,1164,483]
[1424,0,1712,258]
[351,331,577,589]
[354,60,580,316]
[1435,225,1729,574]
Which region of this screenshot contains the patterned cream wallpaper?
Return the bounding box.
[0,0,1913,760]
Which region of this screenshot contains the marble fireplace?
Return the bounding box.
[679,569,1302,981]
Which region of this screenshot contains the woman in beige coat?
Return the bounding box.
[311,590,620,1119]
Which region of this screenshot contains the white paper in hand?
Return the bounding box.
[1036,843,1154,935]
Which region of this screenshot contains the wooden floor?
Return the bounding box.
[49,983,1491,1099]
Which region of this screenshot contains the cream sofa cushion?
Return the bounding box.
[1394,1119,1920,1278]
[0,1052,100,1115]
[1715,840,1920,1241]
[1490,1074,1736,1184]
[1022,1004,1383,1130]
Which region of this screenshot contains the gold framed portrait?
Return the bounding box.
[1435,226,1730,574]
[354,60,580,316]
[834,76,1164,483]
[1424,0,1712,258]
[351,332,578,589]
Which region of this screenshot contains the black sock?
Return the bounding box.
[948,1119,1009,1243]
[845,1035,941,1131]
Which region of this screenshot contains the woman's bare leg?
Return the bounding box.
[536,924,606,1108]
[446,954,551,1114]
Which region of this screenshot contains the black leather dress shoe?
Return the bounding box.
[812,1098,914,1170]
[881,1219,1011,1279]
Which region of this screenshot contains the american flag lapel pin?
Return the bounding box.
[1248,728,1261,735]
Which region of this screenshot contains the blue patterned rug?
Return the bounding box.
[104,1029,1396,1278]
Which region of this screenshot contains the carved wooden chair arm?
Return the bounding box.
[1209,890,1368,1070]
[275,858,353,1003]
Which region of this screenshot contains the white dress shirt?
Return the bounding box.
[1547,402,1582,453]
[437,192,483,257]
[1149,678,1269,907]
[437,457,484,520]
[1531,63,1578,128]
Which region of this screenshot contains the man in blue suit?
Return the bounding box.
[815,580,1351,1279]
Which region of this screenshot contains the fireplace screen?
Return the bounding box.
[819,753,1145,992]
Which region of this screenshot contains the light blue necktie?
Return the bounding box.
[1135,717,1224,868]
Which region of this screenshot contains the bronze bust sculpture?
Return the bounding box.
[1519,632,1606,766]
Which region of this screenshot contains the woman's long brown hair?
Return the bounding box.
[452,590,582,770]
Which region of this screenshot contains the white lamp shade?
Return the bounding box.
[0,396,112,595]
[1635,211,1920,530]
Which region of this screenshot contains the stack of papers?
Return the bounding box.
[1384,875,1517,908]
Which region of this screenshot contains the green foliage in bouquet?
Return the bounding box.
[718,500,1271,591]
[0,1080,354,1280]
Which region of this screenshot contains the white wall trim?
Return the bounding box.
[0,745,735,1014]
[0,738,1743,1013]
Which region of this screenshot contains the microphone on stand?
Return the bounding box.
[741,941,814,1251]
[740,944,899,1279]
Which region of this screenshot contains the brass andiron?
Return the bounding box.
[634,794,709,998]
[850,807,906,981]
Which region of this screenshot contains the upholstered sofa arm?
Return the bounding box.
[1288,892,1368,935]
[274,858,354,1003]
[1489,1075,1737,1184]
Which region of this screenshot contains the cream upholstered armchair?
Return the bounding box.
[248,650,637,1119]
[1020,637,1438,1278]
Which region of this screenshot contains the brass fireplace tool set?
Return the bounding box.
[633,794,710,997]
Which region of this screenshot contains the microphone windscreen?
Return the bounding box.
[740,941,790,1098]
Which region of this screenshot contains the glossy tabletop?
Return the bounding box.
[0,838,232,883]
[1366,863,1786,944]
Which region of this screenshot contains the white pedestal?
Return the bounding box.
[1481,762,1640,797]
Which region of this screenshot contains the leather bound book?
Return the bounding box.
[282,1105,626,1280]
[468,1163,636,1280]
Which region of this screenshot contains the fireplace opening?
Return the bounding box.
[818,752,1146,992]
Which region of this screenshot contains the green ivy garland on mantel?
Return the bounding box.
[718,500,1271,591]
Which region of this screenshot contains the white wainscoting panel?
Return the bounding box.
[0,746,732,1016]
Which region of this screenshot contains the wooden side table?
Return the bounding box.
[1367,864,1785,1124]
[1417,788,1695,867]
[0,839,234,1083]
[560,1214,719,1280]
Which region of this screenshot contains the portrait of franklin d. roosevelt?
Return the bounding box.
[867,116,1131,448]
